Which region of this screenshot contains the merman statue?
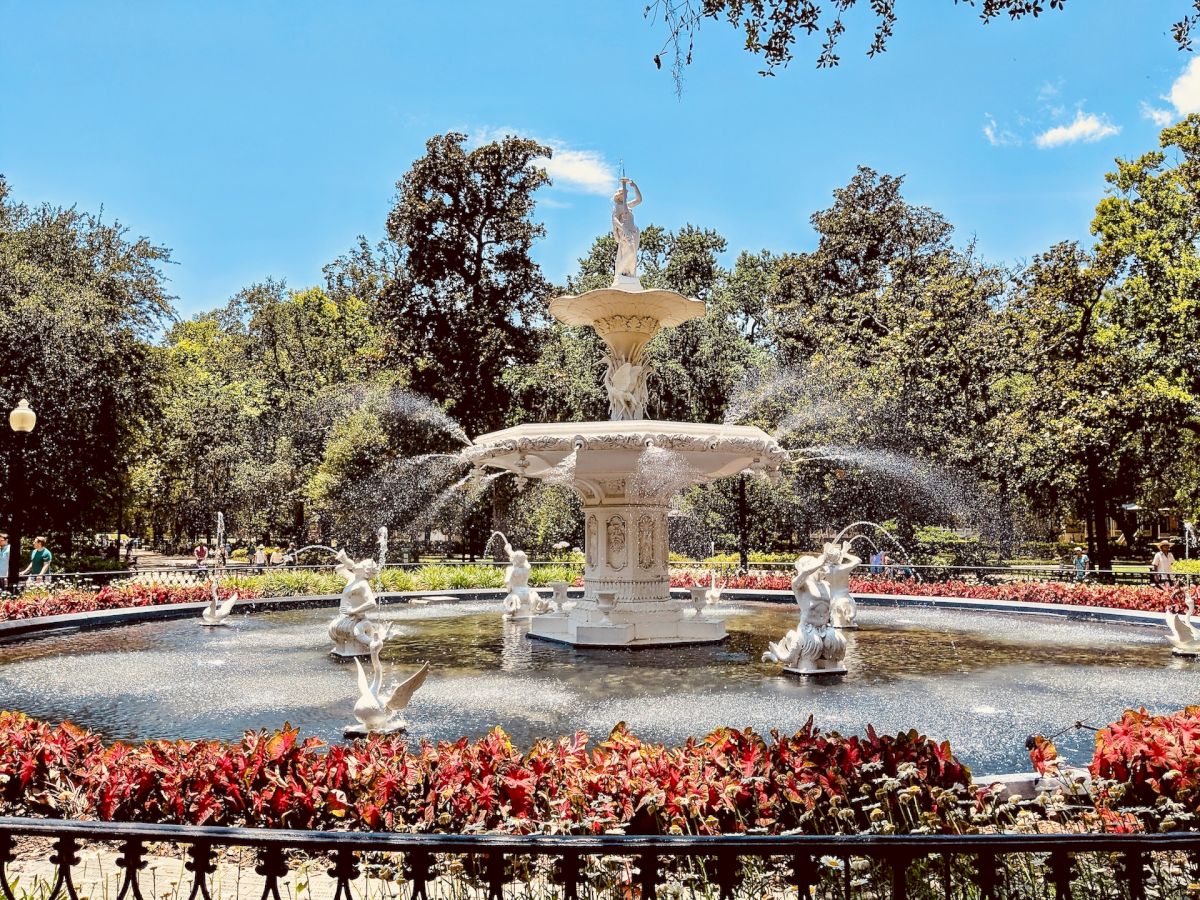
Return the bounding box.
[328,548,382,658]
[762,545,849,675]
[493,531,549,620]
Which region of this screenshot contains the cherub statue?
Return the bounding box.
[762,548,848,675]
[328,549,382,657]
[822,542,862,629]
[611,177,643,286]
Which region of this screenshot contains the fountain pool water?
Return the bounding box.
[0,599,1186,774]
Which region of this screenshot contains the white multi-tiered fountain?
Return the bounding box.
[466,178,787,647]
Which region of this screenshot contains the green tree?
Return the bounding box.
[379,132,553,438]
[0,176,173,555]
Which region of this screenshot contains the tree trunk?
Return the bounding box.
[1084,453,1112,574]
[737,474,749,572]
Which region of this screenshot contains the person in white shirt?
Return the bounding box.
[1151,539,1176,588]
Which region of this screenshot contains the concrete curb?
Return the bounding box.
[0,589,511,643]
[716,588,1181,630]
[0,584,1180,643]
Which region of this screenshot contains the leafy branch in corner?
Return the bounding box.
[649,0,1197,88]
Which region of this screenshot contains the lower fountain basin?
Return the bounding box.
[0,598,1188,774]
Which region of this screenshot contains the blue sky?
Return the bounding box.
[2,1,1197,318]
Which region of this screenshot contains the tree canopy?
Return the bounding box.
[4,118,1199,563]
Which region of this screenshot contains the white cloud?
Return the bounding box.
[1168,57,1200,115]
[1037,80,1063,102]
[1141,101,1175,126]
[982,114,1020,147]
[470,126,616,195]
[539,146,617,195]
[1034,110,1121,149]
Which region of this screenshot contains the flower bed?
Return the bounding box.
[846,576,1197,614]
[0,711,972,834]
[0,583,248,622]
[670,571,1198,614]
[4,566,1194,625]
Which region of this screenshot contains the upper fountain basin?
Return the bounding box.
[550,287,706,361]
[465,420,787,485]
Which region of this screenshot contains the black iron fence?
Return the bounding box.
[2,817,1199,900]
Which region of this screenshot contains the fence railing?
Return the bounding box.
[7,559,1196,594]
[674,561,1197,589]
[4,560,591,593]
[1,817,1198,900]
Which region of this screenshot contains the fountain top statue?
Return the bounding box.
[612,177,643,288]
[548,174,705,421]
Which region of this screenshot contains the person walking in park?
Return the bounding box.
[194,542,208,570]
[1072,546,1090,583]
[1151,539,1176,587]
[0,533,9,592]
[282,542,297,567]
[20,536,52,584]
[869,549,883,576]
[253,544,267,573]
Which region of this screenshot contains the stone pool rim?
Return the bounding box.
[0,587,1187,644]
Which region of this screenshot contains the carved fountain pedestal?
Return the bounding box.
[468,269,789,646]
[465,180,787,647]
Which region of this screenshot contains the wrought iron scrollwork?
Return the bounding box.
[327,847,360,900]
[0,832,16,900]
[114,839,147,900]
[404,849,431,900]
[185,842,217,900]
[255,846,289,900]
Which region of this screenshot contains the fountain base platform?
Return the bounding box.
[783,662,848,677]
[343,722,407,738]
[527,603,726,648]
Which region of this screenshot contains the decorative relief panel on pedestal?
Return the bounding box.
[600,479,626,499]
[606,515,627,570]
[586,515,597,567]
[637,514,655,570]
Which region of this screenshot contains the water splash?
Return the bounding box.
[539,449,578,486]
[795,446,991,532]
[633,446,702,498]
[832,520,913,560]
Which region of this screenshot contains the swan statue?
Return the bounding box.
[1165,594,1200,656]
[345,626,430,735]
[201,580,239,627]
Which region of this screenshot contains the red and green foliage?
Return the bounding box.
[670,571,1198,615]
[0,584,252,622]
[0,711,972,834]
[1091,706,1200,830]
[4,572,1193,625]
[849,577,1197,614]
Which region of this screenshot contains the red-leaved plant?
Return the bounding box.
[0,711,973,835]
[0,584,249,622]
[1090,706,1200,831]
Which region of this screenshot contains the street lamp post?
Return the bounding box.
[7,400,36,591]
